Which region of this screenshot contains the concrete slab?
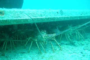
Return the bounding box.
[0,9,90,25]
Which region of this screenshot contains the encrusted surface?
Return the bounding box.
[0,9,90,25]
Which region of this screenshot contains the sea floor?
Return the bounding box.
[0,33,90,60]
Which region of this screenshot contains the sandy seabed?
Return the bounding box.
[0,32,90,60]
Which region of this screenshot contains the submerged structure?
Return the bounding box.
[0,9,90,53]
[0,9,90,25]
[0,0,23,8]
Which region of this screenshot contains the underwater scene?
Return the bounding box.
[0,0,90,60]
